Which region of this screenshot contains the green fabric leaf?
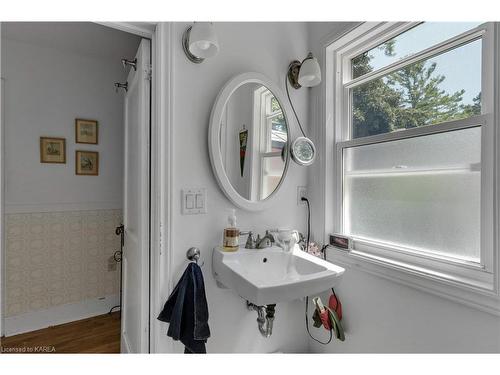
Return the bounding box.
[327,307,345,342]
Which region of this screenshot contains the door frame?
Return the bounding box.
[0,22,174,354]
[95,22,174,354]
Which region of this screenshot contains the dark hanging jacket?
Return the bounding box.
[157,262,210,353]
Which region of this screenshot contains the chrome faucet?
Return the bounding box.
[255,230,275,249]
[240,230,275,249]
[244,229,301,251]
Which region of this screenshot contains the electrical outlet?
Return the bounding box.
[297,186,307,205]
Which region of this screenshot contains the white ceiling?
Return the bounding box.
[2,22,143,62]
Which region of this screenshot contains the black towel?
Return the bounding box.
[157,262,210,353]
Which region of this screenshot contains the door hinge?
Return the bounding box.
[145,64,152,81]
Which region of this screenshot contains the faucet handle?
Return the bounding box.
[240,231,256,249]
[246,233,256,249]
[265,230,275,244]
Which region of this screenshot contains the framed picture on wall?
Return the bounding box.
[75,150,99,176]
[40,137,66,164]
[75,119,98,144]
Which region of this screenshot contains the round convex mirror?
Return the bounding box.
[209,73,292,211]
[291,137,316,166]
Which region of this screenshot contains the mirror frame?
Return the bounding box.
[209,72,293,211]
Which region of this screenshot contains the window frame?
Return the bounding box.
[254,87,286,200]
[319,21,500,315]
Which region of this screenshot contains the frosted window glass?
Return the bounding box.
[343,127,481,261]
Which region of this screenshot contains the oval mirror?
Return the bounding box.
[209,73,291,211]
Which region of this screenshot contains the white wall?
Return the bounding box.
[1,36,126,213]
[310,266,500,353]
[158,22,312,353]
[307,22,500,353]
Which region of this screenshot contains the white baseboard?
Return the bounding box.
[3,294,119,337]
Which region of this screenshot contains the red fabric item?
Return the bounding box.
[319,309,331,330]
[329,293,342,321]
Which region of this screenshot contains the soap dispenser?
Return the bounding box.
[222,209,239,252]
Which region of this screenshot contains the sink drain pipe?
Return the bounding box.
[247,301,276,338]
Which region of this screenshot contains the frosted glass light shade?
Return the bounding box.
[298,56,321,87]
[189,22,219,58]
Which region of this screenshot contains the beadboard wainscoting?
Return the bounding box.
[4,209,122,335]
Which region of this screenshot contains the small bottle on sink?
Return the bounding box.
[223,209,239,252]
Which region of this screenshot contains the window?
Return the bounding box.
[344,127,481,262]
[254,88,287,199]
[351,39,482,138]
[351,22,482,79]
[326,22,498,302]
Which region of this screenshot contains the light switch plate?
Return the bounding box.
[182,188,207,215]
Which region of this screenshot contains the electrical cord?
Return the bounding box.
[301,197,311,252]
[285,73,307,138]
[301,196,333,345]
[305,296,333,345]
[321,244,329,260]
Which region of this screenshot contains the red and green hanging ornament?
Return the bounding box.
[239,126,248,177]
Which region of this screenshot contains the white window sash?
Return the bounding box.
[336,114,494,281]
[341,23,490,141]
[344,25,487,89]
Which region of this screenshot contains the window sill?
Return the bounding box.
[326,246,500,316]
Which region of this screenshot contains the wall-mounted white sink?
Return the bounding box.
[212,246,345,305]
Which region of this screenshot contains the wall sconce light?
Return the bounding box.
[182,22,219,64]
[286,53,321,166]
[287,53,321,89]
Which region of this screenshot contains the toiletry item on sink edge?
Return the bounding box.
[223,209,239,252]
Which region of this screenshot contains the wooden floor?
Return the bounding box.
[0,312,121,354]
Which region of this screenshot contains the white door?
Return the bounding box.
[122,38,151,354]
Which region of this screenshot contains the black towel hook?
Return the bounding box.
[186,247,204,267]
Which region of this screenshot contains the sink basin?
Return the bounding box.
[212,246,345,305]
